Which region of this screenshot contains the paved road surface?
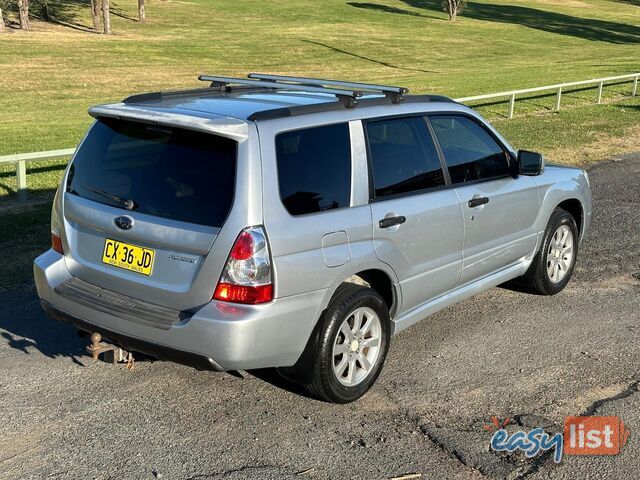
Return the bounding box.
[1,154,638,479]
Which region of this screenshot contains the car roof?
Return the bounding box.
[117,87,459,122]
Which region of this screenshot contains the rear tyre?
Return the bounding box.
[521,208,579,295]
[304,284,391,403]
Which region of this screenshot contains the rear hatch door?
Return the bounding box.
[61,116,239,311]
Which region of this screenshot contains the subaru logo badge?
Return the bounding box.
[114,216,134,230]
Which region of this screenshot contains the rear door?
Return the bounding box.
[366,116,464,312]
[62,117,239,310]
[429,114,539,284]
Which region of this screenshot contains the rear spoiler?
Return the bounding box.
[88,104,249,142]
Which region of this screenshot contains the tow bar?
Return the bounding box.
[86,332,135,371]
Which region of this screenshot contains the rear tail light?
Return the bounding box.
[213,226,273,304]
[51,188,64,254]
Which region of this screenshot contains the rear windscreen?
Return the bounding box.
[66,118,236,228]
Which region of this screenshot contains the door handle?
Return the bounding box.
[468,196,489,208]
[379,216,406,229]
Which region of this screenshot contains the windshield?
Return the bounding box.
[66,118,237,228]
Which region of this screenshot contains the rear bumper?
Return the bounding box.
[41,300,224,371]
[34,249,327,371]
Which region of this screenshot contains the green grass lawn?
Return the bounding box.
[0,0,639,204]
[0,0,638,286]
[1,0,638,153]
[0,205,51,288]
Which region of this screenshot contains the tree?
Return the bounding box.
[90,0,102,32]
[102,0,111,34]
[442,0,467,21]
[17,0,30,29]
[0,6,5,32]
[138,0,145,22]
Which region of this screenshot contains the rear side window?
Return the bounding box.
[67,118,236,228]
[276,123,351,216]
[367,116,445,198]
[430,115,509,184]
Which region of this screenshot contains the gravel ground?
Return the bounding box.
[0,154,638,480]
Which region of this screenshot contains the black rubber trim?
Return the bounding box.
[248,95,458,121]
[41,300,224,372]
[55,277,188,330]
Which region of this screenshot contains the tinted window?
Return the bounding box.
[67,118,236,228]
[367,116,445,198]
[430,115,509,184]
[276,123,351,215]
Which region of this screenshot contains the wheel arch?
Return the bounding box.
[278,267,400,384]
[343,269,398,318]
[534,164,591,245]
[556,198,584,237]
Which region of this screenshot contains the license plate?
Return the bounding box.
[102,238,155,276]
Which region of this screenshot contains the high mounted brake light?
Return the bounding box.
[213,226,273,305]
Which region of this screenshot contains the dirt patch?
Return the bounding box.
[186,466,298,480]
[546,124,640,165]
[586,273,640,293]
[559,383,630,417]
[0,430,44,465]
[359,390,401,412]
[534,0,592,8]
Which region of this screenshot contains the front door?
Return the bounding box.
[429,114,539,284]
[366,116,464,313]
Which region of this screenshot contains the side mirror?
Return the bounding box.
[518,150,544,176]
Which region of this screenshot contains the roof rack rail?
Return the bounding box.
[247,95,456,121]
[123,87,222,105]
[198,75,364,107]
[248,73,409,103]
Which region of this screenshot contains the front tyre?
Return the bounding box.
[522,208,579,295]
[305,284,390,403]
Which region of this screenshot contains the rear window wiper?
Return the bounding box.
[81,185,137,210]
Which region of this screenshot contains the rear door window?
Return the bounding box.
[66,118,237,228]
[366,116,445,198]
[275,123,351,216]
[429,115,510,184]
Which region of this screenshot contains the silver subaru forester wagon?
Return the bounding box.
[34,74,592,403]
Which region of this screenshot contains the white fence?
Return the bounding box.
[0,148,75,202]
[1,72,638,203]
[456,72,639,119]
